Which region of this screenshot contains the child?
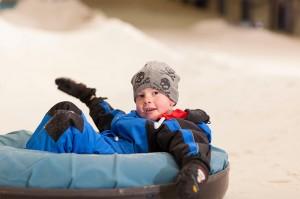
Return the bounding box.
[26,61,212,199]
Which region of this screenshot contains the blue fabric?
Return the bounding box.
[100,100,112,113]
[180,129,199,156]
[164,119,181,132]
[0,130,228,189]
[26,114,118,154]
[111,111,149,153]
[198,122,212,143]
[26,107,213,159]
[0,146,178,188]
[26,111,149,154]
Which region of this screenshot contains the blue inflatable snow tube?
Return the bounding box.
[0,130,229,198]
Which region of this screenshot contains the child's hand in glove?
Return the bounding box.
[176,160,208,199]
[55,78,97,104]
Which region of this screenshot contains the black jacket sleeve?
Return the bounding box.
[185,109,210,124]
[86,97,124,132]
[147,119,211,173]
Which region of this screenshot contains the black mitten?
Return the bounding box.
[176,160,208,199]
[55,78,96,104]
[185,109,210,124]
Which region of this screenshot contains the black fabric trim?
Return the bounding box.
[87,97,115,132]
[45,110,83,142]
[176,119,210,144]
[146,121,160,152]
[47,101,82,116]
[152,119,211,172]
[185,109,210,124]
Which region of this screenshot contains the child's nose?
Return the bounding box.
[144,95,153,104]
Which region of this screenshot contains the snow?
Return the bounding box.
[1,1,300,198]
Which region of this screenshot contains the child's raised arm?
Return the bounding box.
[54,78,123,132]
[55,77,100,104]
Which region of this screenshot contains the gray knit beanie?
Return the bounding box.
[131,61,180,104]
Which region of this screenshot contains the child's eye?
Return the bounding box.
[153,91,159,95]
[138,94,145,98]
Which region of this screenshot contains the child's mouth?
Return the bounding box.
[144,108,157,113]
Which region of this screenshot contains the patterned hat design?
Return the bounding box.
[131,61,180,104]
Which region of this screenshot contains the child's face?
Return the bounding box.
[135,88,175,121]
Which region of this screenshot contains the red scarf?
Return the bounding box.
[161,109,187,120]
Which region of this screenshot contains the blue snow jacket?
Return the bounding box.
[26,99,212,172]
[26,105,150,154]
